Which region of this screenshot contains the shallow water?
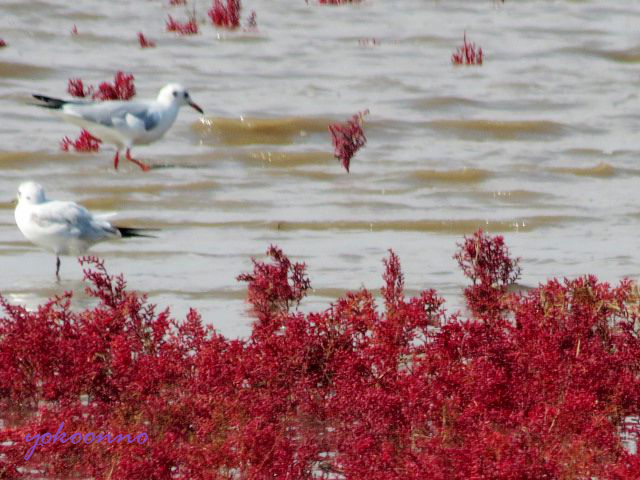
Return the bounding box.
[1,0,640,337]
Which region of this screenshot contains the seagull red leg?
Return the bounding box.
[113,150,120,170]
[125,148,151,172]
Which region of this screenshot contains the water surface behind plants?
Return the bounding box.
[1,0,639,336]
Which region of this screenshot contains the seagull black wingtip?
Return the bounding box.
[32,94,66,109]
[116,227,158,239]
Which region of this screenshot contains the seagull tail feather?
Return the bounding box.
[116,227,157,239]
[32,94,67,109]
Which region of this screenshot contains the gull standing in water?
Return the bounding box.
[14,182,154,279]
[32,83,204,171]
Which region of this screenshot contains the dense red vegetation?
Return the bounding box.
[166,14,199,35]
[452,32,483,65]
[137,32,156,48]
[329,110,369,172]
[2,232,640,479]
[67,72,136,101]
[60,129,102,153]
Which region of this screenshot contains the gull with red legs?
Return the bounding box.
[33,83,204,171]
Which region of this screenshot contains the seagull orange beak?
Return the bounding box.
[188,100,204,114]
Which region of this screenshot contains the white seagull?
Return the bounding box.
[32,83,204,171]
[15,182,154,279]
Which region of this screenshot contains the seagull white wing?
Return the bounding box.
[30,200,119,242]
[61,101,162,141]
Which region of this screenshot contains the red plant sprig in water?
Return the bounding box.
[166,14,199,35]
[60,129,102,153]
[170,0,187,5]
[67,78,93,98]
[67,72,135,101]
[94,71,136,101]
[0,39,7,48]
[71,24,78,35]
[2,232,640,478]
[329,109,369,172]
[208,0,241,29]
[137,32,156,48]
[452,32,483,65]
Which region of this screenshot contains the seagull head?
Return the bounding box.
[157,83,204,114]
[17,182,47,205]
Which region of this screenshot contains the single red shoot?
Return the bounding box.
[166,14,199,35]
[67,78,93,98]
[137,32,156,48]
[452,32,483,65]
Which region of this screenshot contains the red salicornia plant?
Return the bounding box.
[93,72,136,101]
[452,32,483,65]
[137,32,156,48]
[208,0,241,29]
[0,39,7,47]
[67,78,92,98]
[60,129,102,153]
[2,232,640,478]
[329,109,369,172]
[71,24,78,35]
[166,14,199,35]
[169,0,187,5]
[67,72,136,101]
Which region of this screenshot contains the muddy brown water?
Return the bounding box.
[1,1,640,337]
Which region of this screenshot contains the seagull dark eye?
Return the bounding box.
[172,91,178,97]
